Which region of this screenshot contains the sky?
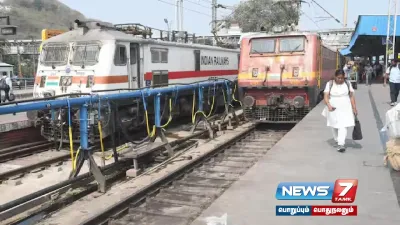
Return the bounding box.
[58,0,390,35]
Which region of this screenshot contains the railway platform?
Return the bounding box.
[1,89,33,101]
[191,84,400,225]
[0,89,34,133]
[12,88,33,100]
[0,89,39,147]
[0,112,41,150]
[0,113,32,133]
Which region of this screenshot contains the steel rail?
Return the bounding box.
[0,114,242,224]
[0,142,53,162]
[0,153,70,181]
[80,124,258,225]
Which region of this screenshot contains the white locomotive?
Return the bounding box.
[32,20,240,143]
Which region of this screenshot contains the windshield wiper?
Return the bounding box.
[290,44,302,54]
[251,49,264,55]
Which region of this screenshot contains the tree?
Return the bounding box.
[33,0,44,11]
[224,0,300,33]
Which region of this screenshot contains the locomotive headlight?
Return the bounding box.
[243,95,255,107]
[40,76,46,88]
[86,75,94,88]
[293,96,305,108]
[66,76,72,85]
[60,76,72,86]
[62,77,68,86]
[252,68,259,77]
[292,67,299,78]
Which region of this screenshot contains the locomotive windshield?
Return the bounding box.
[71,42,101,66]
[279,37,305,53]
[40,43,69,66]
[250,38,275,54]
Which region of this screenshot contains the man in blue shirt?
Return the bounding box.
[387,59,400,106]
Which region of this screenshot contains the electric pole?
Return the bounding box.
[31,37,36,76]
[343,0,348,27]
[180,0,184,31]
[211,1,229,33]
[386,0,398,75]
[174,0,184,31]
[393,0,398,59]
[212,0,217,33]
[175,0,180,31]
[16,41,22,78]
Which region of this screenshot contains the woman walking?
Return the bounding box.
[322,69,358,152]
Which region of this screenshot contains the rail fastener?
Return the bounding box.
[0,112,244,224]
[80,122,257,225]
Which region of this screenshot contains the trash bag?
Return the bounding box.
[204,213,227,225]
[352,116,363,140]
[384,139,400,171]
[381,104,400,138]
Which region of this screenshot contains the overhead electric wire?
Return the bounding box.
[274,1,300,25]
[301,10,321,29]
[186,0,210,9]
[156,0,211,17]
[309,0,343,26]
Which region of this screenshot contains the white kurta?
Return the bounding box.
[321,81,355,128]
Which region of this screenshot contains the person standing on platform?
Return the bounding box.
[364,62,374,86]
[322,69,357,152]
[0,72,12,103]
[385,59,396,87]
[343,61,353,79]
[374,61,382,80]
[386,59,400,106]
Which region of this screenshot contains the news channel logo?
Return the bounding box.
[275,179,358,216]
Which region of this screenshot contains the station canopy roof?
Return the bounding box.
[340,15,400,56]
[0,62,13,67]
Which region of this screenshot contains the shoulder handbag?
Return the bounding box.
[352,115,363,140]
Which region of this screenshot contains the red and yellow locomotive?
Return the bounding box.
[238,31,344,123]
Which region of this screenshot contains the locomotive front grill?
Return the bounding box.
[244,106,310,123]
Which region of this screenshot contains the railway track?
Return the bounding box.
[0,113,223,183]
[0,127,45,151]
[0,153,70,182]
[74,123,292,225]
[0,112,244,225]
[0,141,53,163]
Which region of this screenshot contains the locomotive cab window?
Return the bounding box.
[250,38,275,54]
[279,37,305,53]
[71,41,101,66]
[114,45,127,66]
[40,43,69,66]
[151,48,168,63]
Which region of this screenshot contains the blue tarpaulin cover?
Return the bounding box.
[340,15,400,55]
